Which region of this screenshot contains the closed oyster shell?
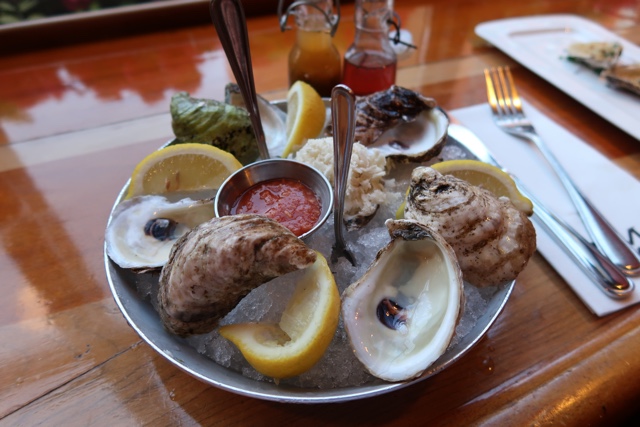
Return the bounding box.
[170,91,259,165]
[158,214,316,337]
[341,219,464,382]
[404,166,536,287]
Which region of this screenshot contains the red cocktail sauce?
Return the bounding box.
[231,178,322,237]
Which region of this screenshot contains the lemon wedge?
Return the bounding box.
[126,143,242,199]
[219,252,340,380]
[282,81,326,158]
[431,159,534,215]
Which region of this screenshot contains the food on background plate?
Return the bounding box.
[563,42,639,97]
[126,143,242,199]
[404,166,536,287]
[324,85,449,163]
[601,63,640,96]
[157,214,317,337]
[219,252,340,380]
[105,195,215,271]
[565,41,623,72]
[341,219,464,382]
[282,80,327,158]
[170,92,260,165]
[294,137,388,230]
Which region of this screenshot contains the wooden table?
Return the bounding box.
[1,0,639,425]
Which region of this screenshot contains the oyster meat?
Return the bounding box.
[325,85,449,163]
[341,219,464,382]
[404,166,536,287]
[565,42,622,71]
[105,195,215,271]
[158,214,317,337]
[602,64,640,96]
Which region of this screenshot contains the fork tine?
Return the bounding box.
[484,68,499,115]
[496,67,514,114]
[490,68,507,115]
[503,66,523,114]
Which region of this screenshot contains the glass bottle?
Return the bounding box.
[279,0,342,97]
[342,0,397,96]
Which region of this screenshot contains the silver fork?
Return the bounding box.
[485,66,640,277]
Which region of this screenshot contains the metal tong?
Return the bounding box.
[210,0,270,160]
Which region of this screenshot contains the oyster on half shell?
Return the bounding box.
[341,219,464,382]
[325,86,450,163]
[105,195,215,271]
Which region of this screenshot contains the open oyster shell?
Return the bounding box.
[105,195,215,271]
[325,85,449,163]
[341,219,464,382]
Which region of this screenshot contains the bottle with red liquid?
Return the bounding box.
[279,0,342,97]
[342,0,397,96]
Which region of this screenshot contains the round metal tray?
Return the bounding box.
[105,101,514,403]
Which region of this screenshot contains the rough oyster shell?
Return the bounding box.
[170,91,261,165]
[224,82,288,158]
[404,166,536,287]
[325,85,449,163]
[157,214,316,337]
[602,64,640,96]
[105,195,215,271]
[341,219,464,382]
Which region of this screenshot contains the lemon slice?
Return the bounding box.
[431,159,533,215]
[219,252,340,379]
[282,81,326,158]
[126,143,242,199]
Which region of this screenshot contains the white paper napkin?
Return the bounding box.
[450,102,640,316]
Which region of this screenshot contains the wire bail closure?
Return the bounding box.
[387,11,417,49]
[278,0,341,37]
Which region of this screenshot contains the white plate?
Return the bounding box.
[476,14,640,140]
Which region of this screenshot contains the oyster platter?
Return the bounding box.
[105,84,535,403]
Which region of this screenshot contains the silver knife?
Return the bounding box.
[448,124,634,300]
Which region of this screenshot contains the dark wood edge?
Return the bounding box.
[0,0,278,55]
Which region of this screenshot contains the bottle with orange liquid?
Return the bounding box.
[279,0,342,97]
[342,0,397,96]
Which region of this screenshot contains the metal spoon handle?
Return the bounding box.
[210,0,270,160]
[331,84,356,249]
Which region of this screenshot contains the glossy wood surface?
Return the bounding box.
[1,0,640,425]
